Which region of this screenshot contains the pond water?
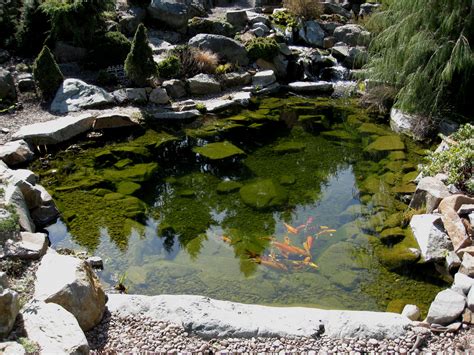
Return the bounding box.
[35,96,446,314]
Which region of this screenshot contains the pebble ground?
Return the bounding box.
[86,312,474,354]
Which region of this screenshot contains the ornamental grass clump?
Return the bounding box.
[282,0,323,20]
[125,24,157,87]
[32,45,63,99]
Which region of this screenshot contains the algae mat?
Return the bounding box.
[39,97,445,314]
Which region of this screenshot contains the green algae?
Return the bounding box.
[193,141,246,160]
[239,179,288,210]
[272,142,306,154]
[366,136,405,152]
[216,181,243,194]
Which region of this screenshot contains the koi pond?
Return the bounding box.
[34,96,447,314]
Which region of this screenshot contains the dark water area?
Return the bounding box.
[33,96,446,313]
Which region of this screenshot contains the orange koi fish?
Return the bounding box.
[221,236,232,243]
[260,256,288,271]
[303,236,314,254]
[284,235,292,245]
[320,226,329,229]
[317,229,337,236]
[283,222,299,235]
[273,241,309,257]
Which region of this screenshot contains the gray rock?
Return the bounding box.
[107,294,412,339]
[221,72,252,88]
[0,140,34,167]
[112,88,148,104]
[54,41,87,63]
[409,214,452,262]
[12,113,95,145]
[51,79,114,114]
[226,10,248,29]
[390,108,424,140]
[29,184,59,227]
[333,24,370,47]
[446,251,462,272]
[401,305,420,321]
[118,6,146,35]
[246,11,269,26]
[189,34,249,66]
[360,3,381,17]
[426,288,465,325]
[288,81,334,93]
[468,286,474,311]
[162,79,187,98]
[322,2,352,18]
[0,68,16,101]
[17,73,35,92]
[86,256,104,269]
[409,177,451,213]
[4,184,35,232]
[151,109,201,120]
[22,300,89,354]
[458,204,474,216]
[93,109,141,130]
[0,271,8,288]
[0,341,25,355]
[252,70,276,88]
[149,87,170,104]
[188,17,236,37]
[0,49,10,64]
[34,253,107,331]
[3,232,48,260]
[0,288,20,338]
[299,21,325,47]
[148,0,207,31]
[460,253,474,277]
[250,27,265,37]
[187,74,221,95]
[332,45,350,61]
[344,46,368,69]
[453,272,474,295]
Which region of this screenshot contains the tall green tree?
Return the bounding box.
[33,45,64,99]
[125,24,157,87]
[16,0,50,56]
[365,0,474,120]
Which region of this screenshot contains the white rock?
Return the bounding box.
[0,288,20,338]
[0,341,25,354]
[460,253,474,277]
[409,177,451,213]
[12,114,95,145]
[288,81,334,93]
[389,108,426,140]
[409,214,452,262]
[453,272,474,295]
[51,79,114,113]
[149,87,170,104]
[187,74,221,95]
[252,70,276,88]
[468,286,474,311]
[446,250,462,271]
[4,184,35,232]
[426,289,465,325]
[0,140,34,167]
[34,253,106,331]
[0,271,8,288]
[401,305,420,321]
[107,294,411,340]
[22,300,89,354]
[3,232,48,260]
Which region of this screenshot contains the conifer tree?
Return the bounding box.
[33,45,64,99]
[124,24,157,87]
[365,0,474,120]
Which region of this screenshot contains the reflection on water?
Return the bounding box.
[41,97,446,312]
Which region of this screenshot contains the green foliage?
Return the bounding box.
[0,205,19,234]
[422,124,474,193]
[125,24,157,87]
[15,0,50,56]
[40,0,116,48]
[245,37,280,61]
[195,102,207,113]
[0,0,22,48]
[365,0,474,119]
[18,338,40,354]
[96,70,118,87]
[215,63,233,75]
[89,31,131,68]
[271,10,298,28]
[33,45,64,99]
[127,0,151,6]
[157,55,181,79]
[282,0,323,20]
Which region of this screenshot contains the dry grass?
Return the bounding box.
[192,49,219,74]
[282,0,323,20]
[360,84,398,115]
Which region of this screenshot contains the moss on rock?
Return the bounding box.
[239,179,288,210]
[193,141,246,160]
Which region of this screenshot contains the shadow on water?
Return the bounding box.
[38,95,447,313]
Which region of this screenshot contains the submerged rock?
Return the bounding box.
[193,141,245,161]
[239,179,288,210]
[216,181,243,194]
[365,136,405,152]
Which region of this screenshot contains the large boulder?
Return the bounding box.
[162,79,187,98]
[439,195,474,251]
[187,74,221,95]
[426,289,465,325]
[2,232,48,260]
[322,2,352,18]
[118,6,146,35]
[0,140,34,167]
[189,34,249,66]
[34,253,106,331]
[0,288,20,338]
[0,342,25,354]
[298,21,325,48]
[22,300,89,354]
[226,10,248,29]
[149,87,170,104]
[409,177,451,213]
[12,114,95,145]
[333,24,370,47]
[0,68,16,101]
[51,79,114,114]
[409,214,452,262]
[148,0,207,31]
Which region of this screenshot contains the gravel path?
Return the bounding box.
[86,311,474,353]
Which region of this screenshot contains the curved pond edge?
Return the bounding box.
[106,293,412,340]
